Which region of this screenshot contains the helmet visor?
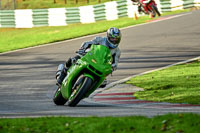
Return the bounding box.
[109,36,120,44]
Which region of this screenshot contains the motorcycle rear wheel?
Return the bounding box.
[68,75,93,107]
[53,87,68,105]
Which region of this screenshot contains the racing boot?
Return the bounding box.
[56,64,68,86]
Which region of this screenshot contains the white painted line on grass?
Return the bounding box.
[87,55,200,99]
[107,56,200,89]
[84,55,200,106]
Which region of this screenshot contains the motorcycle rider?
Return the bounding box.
[140,0,150,14]
[56,27,121,87]
[131,0,147,14]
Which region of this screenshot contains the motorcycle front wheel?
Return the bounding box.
[151,4,161,17]
[68,75,93,107]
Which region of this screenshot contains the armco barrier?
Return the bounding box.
[159,0,196,12]
[0,0,199,28]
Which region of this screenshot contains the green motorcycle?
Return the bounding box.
[53,44,113,107]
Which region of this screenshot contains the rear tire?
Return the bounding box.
[68,75,93,107]
[53,87,67,105]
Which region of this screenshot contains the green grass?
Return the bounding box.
[0,10,189,53]
[0,113,200,133]
[6,0,114,9]
[4,0,171,9]
[126,60,200,104]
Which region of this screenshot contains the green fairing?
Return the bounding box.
[61,44,113,100]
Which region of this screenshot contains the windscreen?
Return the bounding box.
[88,45,112,65]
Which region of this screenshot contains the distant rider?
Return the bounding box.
[140,0,150,14]
[131,0,146,14]
[56,27,122,87]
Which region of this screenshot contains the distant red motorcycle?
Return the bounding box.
[134,0,161,17]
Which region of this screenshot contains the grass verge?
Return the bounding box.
[14,0,113,9]
[0,10,189,53]
[0,113,200,133]
[126,60,200,104]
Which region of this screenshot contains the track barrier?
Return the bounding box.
[0,0,199,28]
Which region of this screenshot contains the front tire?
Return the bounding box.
[151,4,161,17]
[68,75,93,107]
[53,87,67,105]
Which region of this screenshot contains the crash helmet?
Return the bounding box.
[107,27,121,49]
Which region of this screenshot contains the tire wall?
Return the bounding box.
[0,0,199,28]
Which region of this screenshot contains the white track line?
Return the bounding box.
[86,56,200,100]
[107,56,200,88]
[0,12,191,55]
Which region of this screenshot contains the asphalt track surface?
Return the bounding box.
[0,10,200,118]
